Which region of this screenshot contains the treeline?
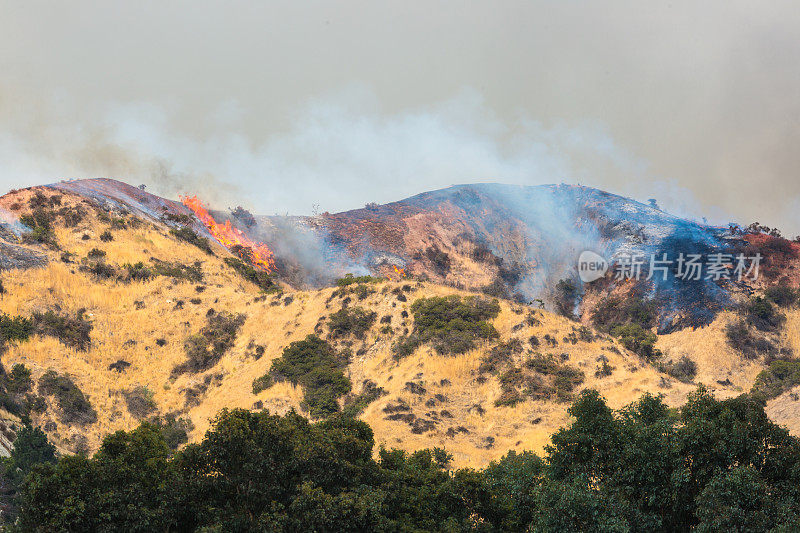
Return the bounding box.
[6,387,800,531]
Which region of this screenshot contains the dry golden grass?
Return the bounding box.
[1,185,795,468]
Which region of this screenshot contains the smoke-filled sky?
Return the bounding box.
[1,1,799,231]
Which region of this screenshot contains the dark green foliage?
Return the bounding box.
[6,425,57,487]
[230,206,256,227]
[154,414,193,450]
[658,356,697,383]
[20,209,56,246]
[745,296,785,332]
[38,370,97,425]
[0,314,33,342]
[409,295,500,355]
[80,258,118,280]
[27,191,60,209]
[611,323,661,359]
[751,359,800,400]
[122,386,157,419]
[595,359,615,378]
[172,312,246,376]
[0,362,39,419]
[340,380,387,418]
[161,212,193,225]
[479,338,524,374]
[334,273,383,287]
[150,259,203,282]
[263,335,352,418]
[531,476,630,532]
[7,364,32,394]
[31,310,92,351]
[170,226,214,255]
[56,205,86,227]
[725,319,777,359]
[553,277,579,318]
[252,374,273,394]
[224,256,274,291]
[592,293,657,332]
[123,261,153,281]
[17,388,800,532]
[490,350,585,406]
[424,246,451,276]
[392,333,422,359]
[99,230,114,242]
[765,284,799,307]
[695,466,782,532]
[327,306,377,339]
[19,424,174,532]
[524,354,585,401]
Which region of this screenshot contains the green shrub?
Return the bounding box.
[592,294,656,332]
[335,274,383,287]
[150,259,203,282]
[252,374,273,394]
[745,296,785,332]
[492,354,585,406]
[7,364,32,394]
[224,257,274,291]
[170,227,214,255]
[99,230,114,242]
[87,248,106,258]
[659,356,697,383]
[155,413,193,450]
[56,205,86,227]
[751,360,800,400]
[479,338,524,374]
[20,208,56,245]
[327,306,377,339]
[0,314,33,342]
[524,354,585,401]
[6,425,57,487]
[172,312,246,376]
[725,319,776,359]
[424,246,451,276]
[392,334,422,360]
[595,360,614,378]
[300,368,352,418]
[80,259,118,280]
[32,310,92,351]
[611,323,661,359]
[123,386,158,419]
[162,212,193,225]
[262,335,351,418]
[38,370,97,425]
[123,262,153,282]
[765,284,798,307]
[409,295,500,355]
[553,278,579,318]
[340,380,387,418]
[495,385,526,407]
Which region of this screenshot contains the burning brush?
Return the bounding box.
[180,195,275,272]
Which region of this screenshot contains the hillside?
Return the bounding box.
[0,180,798,468]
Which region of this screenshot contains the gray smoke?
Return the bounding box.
[1,1,798,232]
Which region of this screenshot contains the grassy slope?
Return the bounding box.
[0,185,797,467]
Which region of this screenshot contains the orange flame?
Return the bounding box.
[387,265,406,281]
[180,195,275,272]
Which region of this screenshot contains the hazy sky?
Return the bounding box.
[1,1,799,231]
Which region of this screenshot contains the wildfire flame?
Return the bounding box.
[387,265,406,281]
[180,195,275,272]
